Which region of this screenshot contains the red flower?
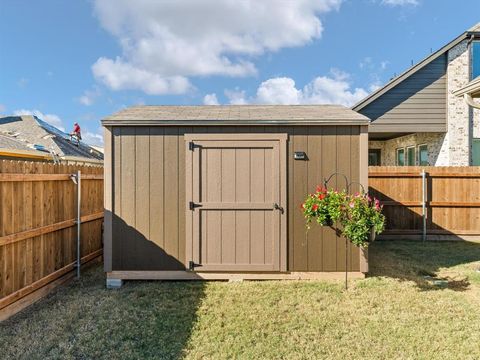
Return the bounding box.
[312,204,318,211]
[316,185,326,193]
[318,193,325,200]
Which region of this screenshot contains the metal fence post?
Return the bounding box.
[421,169,426,242]
[76,170,81,278]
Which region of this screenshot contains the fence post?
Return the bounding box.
[421,169,426,242]
[76,170,81,278]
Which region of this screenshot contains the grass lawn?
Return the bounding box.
[2,241,480,359]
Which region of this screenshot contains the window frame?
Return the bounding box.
[471,41,480,80]
[417,143,429,166]
[406,145,416,166]
[368,149,382,166]
[473,138,480,166]
[396,147,405,166]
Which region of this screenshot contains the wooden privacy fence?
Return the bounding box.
[0,160,103,319]
[369,166,480,240]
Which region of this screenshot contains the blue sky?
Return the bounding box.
[1,0,479,146]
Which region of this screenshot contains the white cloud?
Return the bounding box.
[203,93,219,105]
[225,88,249,105]
[13,109,65,132]
[92,57,192,95]
[255,78,302,104]
[301,69,369,106]
[222,69,369,107]
[82,128,104,147]
[92,0,342,94]
[381,0,419,6]
[78,86,101,106]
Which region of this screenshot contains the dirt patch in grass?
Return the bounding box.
[1,240,480,359]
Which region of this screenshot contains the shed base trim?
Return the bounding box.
[106,271,365,281]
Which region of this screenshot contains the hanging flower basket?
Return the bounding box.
[302,187,385,248]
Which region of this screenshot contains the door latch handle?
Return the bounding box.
[273,203,284,214]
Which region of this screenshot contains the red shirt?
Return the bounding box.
[73,124,81,133]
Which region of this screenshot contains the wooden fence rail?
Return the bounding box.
[0,160,103,320]
[369,166,480,240]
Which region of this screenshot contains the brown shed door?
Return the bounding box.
[185,134,287,272]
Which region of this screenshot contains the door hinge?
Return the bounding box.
[188,260,202,271]
[189,201,202,211]
[189,141,200,151]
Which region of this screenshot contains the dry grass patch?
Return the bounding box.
[1,240,480,359]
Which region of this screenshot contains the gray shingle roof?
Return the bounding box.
[102,105,370,126]
[0,116,103,160]
[0,134,33,151]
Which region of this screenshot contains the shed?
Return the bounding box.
[102,105,370,286]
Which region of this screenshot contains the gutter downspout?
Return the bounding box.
[464,93,480,109]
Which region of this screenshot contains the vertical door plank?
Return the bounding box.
[235,148,251,264]
[264,148,274,266]
[221,148,236,264]
[205,148,222,263]
[250,148,265,264]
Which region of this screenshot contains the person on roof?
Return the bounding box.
[70,122,82,145]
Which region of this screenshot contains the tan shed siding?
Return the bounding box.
[103,127,113,271]
[110,125,363,272]
[361,55,447,132]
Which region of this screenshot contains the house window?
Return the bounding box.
[368,149,381,166]
[473,138,480,166]
[472,41,480,79]
[418,144,429,166]
[396,148,405,166]
[406,146,416,166]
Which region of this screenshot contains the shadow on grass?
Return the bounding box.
[0,266,206,359]
[368,240,480,291]
[2,211,207,360]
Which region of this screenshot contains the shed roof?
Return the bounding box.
[102,105,370,126]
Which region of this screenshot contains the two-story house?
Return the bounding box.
[353,23,480,166]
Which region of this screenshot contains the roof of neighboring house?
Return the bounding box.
[0,133,33,151]
[0,116,103,160]
[102,105,370,126]
[353,23,480,112]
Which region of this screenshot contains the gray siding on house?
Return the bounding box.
[359,55,447,133]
